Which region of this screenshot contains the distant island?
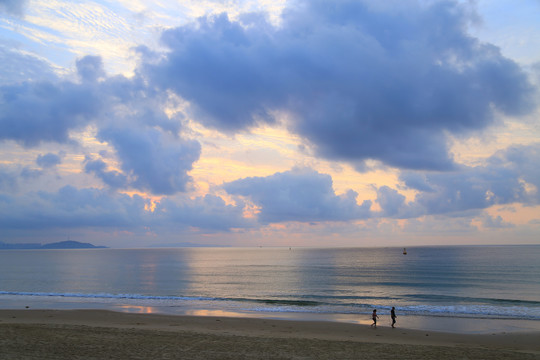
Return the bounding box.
[0,240,108,250]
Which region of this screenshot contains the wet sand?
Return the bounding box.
[1,309,539,359]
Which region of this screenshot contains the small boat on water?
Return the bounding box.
[403,248,407,255]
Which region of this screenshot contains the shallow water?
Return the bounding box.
[1,245,539,333]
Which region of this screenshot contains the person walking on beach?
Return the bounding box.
[390,307,397,328]
[371,309,379,327]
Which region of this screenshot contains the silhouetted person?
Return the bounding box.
[371,309,379,327]
[391,307,397,328]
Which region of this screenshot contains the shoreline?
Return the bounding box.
[2,294,540,335]
[1,309,540,359]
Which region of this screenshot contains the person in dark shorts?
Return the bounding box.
[371,309,379,327]
[391,307,397,328]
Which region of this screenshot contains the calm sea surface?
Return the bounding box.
[1,246,540,330]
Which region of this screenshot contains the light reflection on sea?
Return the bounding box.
[1,246,540,334]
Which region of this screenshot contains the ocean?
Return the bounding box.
[1,245,539,333]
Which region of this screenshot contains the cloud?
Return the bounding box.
[395,143,540,217]
[223,167,371,223]
[0,166,18,192]
[0,185,148,230]
[482,214,514,229]
[141,0,537,171]
[0,164,43,192]
[487,143,540,201]
[0,54,180,145]
[2,1,538,246]
[0,79,102,146]
[376,186,415,218]
[0,0,28,16]
[0,186,251,234]
[398,172,434,193]
[36,152,62,169]
[76,55,106,83]
[96,127,201,195]
[0,46,58,85]
[0,53,98,146]
[403,215,477,234]
[1,54,200,196]
[153,194,253,232]
[84,158,128,189]
[99,73,183,134]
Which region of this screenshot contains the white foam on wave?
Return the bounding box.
[2,291,540,320]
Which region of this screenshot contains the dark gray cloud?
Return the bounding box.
[2,144,537,235]
[0,185,250,233]
[1,1,537,242]
[0,166,18,191]
[230,143,539,224]
[0,52,176,138]
[0,46,58,84]
[0,0,28,16]
[36,152,62,168]
[0,80,102,146]
[0,55,100,146]
[395,143,540,217]
[487,144,540,200]
[0,185,147,230]
[20,166,42,179]
[0,54,200,196]
[0,164,43,192]
[96,127,201,195]
[84,158,128,189]
[99,73,182,134]
[375,186,410,218]
[223,167,371,223]
[153,194,253,231]
[482,214,514,229]
[76,55,106,83]
[142,0,537,171]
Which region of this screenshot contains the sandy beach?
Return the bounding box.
[1,310,539,359]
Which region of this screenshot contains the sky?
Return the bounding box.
[0,0,539,248]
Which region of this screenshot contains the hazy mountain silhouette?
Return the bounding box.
[0,240,107,249]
